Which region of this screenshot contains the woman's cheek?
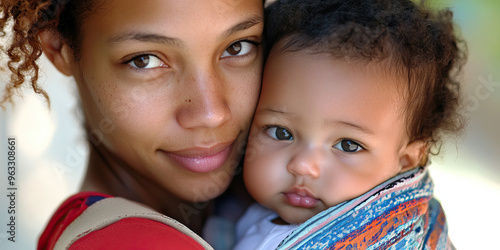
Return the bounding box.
[232,58,263,122]
[89,88,159,153]
[234,88,260,128]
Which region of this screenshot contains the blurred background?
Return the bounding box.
[1,0,499,249]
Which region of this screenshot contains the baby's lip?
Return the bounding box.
[283,186,319,208]
[285,186,314,197]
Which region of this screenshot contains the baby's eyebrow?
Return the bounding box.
[325,120,374,135]
[257,108,294,117]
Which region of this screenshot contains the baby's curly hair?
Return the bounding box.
[264,0,467,153]
[0,0,97,109]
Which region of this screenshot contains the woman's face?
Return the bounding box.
[69,0,263,201]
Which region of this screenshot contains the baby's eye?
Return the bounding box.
[266,126,293,141]
[333,139,364,153]
[221,40,256,58]
[127,54,166,69]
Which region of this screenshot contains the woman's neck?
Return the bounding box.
[79,142,210,234]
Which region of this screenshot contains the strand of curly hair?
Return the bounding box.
[0,0,58,109]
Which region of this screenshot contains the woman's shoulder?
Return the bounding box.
[38,192,210,250]
[68,217,206,250]
[38,191,111,250]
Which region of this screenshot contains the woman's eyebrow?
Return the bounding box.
[106,15,262,46]
[107,32,183,46]
[220,14,263,39]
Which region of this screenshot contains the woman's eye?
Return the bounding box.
[221,40,256,58]
[266,126,293,141]
[127,54,166,69]
[333,140,364,153]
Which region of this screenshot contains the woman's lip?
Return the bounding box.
[283,187,319,208]
[163,141,234,173]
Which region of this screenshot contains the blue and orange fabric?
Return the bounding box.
[277,167,454,250]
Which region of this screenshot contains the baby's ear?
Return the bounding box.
[399,140,428,171]
[39,31,74,76]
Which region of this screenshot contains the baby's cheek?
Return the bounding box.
[244,157,273,202]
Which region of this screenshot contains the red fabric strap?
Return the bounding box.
[70,217,204,250]
[38,192,204,249]
[38,192,111,250]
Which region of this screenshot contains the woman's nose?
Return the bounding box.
[286,147,322,178]
[176,67,231,129]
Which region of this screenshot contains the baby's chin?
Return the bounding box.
[267,202,328,225]
[277,210,316,225]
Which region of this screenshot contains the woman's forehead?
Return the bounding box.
[81,0,263,45]
[87,0,263,25]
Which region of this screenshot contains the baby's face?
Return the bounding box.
[244,48,424,224]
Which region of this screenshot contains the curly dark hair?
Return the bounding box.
[0,0,98,109]
[264,0,467,152]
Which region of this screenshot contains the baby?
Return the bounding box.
[235,0,466,249]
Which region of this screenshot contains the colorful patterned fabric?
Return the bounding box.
[277,167,454,250]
